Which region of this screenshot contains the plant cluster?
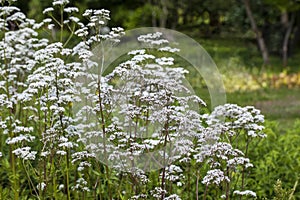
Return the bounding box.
[0,0,267,199]
[247,120,300,199]
[259,71,300,89]
[211,69,300,93]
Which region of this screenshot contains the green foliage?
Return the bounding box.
[248,120,300,198]
[121,3,160,29]
[264,0,300,12]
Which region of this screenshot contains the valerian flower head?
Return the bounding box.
[71,177,90,192]
[6,134,35,145]
[13,147,37,160]
[207,103,266,138]
[202,169,230,186]
[233,190,256,197]
[158,46,180,53]
[52,0,69,6]
[64,7,79,13]
[43,7,54,14]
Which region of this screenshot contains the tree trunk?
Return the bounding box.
[148,0,156,27]
[290,12,300,55]
[243,0,270,65]
[170,0,178,29]
[282,13,295,67]
[281,11,289,28]
[152,10,157,27]
[159,0,168,28]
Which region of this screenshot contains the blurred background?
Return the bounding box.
[15,0,300,128]
[17,0,300,64]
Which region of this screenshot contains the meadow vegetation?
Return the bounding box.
[0,0,299,199]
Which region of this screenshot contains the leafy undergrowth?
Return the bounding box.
[249,120,300,199]
[222,69,300,93]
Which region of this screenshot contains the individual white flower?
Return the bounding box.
[0,6,20,16]
[41,151,50,157]
[59,184,64,190]
[164,194,181,200]
[233,190,256,197]
[150,187,167,198]
[6,134,35,145]
[6,12,26,21]
[37,182,46,191]
[64,7,79,13]
[158,46,180,53]
[155,57,174,65]
[69,16,80,23]
[43,7,54,14]
[227,157,252,168]
[53,0,69,6]
[74,27,88,37]
[71,177,90,192]
[128,49,145,55]
[56,150,67,155]
[43,18,52,23]
[47,24,55,30]
[83,9,93,17]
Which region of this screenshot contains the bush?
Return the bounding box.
[248,120,300,199]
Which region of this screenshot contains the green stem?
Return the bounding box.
[96,41,113,200]
[196,169,199,200]
[4,38,19,200]
[60,6,63,43]
[63,24,75,48]
[51,152,57,199]
[65,149,71,200]
[161,115,170,200]
[203,185,208,200]
[22,161,40,199]
[11,146,19,200]
[240,137,250,200]
[225,166,230,200]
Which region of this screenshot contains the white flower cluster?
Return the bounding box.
[71,177,90,192]
[150,187,167,198]
[202,169,230,186]
[207,103,266,138]
[163,165,184,183]
[138,32,169,46]
[0,1,267,198]
[233,190,257,197]
[12,147,37,160]
[193,103,265,197]
[53,0,69,6]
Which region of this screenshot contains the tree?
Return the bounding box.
[243,0,270,65]
[264,0,300,67]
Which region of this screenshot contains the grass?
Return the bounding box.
[227,88,300,131]
[195,35,300,72]
[183,35,300,131]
